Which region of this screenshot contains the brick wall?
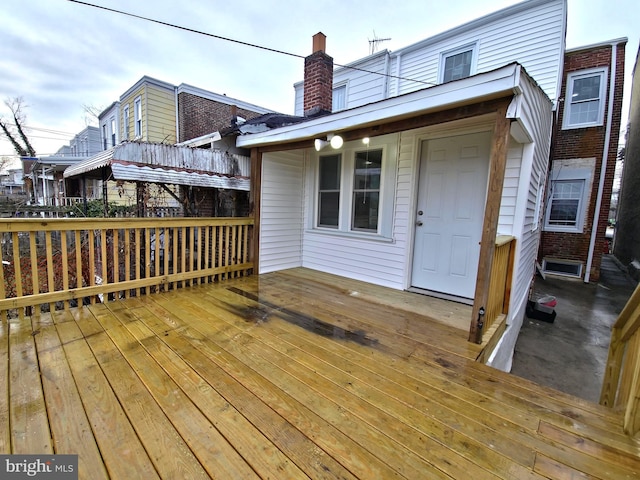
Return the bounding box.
[541,42,626,281]
[303,51,333,115]
[178,93,265,143]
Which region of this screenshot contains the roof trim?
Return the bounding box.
[177,84,275,114]
[238,63,522,148]
[565,37,628,53]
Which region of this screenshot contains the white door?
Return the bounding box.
[411,132,491,299]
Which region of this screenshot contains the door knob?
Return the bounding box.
[416,221,423,226]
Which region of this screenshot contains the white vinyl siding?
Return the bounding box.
[259,151,305,274]
[498,141,524,234]
[294,0,565,113]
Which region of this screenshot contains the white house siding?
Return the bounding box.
[497,142,524,235]
[294,0,565,113]
[488,73,553,371]
[259,151,305,274]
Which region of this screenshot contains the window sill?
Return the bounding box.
[561,122,604,130]
[543,226,584,234]
[306,228,395,243]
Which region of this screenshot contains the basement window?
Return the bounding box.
[542,258,583,278]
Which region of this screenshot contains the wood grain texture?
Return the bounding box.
[4,268,640,479]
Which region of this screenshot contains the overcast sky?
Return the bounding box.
[0,0,638,161]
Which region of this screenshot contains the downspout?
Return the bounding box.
[174,86,180,143]
[584,41,619,283]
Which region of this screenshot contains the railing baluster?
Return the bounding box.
[0,218,254,316]
[29,232,39,313]
[45,231,55,312]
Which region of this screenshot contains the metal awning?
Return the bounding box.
[63,142,250,191]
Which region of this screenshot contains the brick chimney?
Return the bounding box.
[303,32,333,116]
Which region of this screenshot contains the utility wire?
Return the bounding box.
[66,0,435,87]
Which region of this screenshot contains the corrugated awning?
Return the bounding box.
[110,161,249,190]
[63,142,250,190]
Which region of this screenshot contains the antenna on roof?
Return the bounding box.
[368,30,391,55]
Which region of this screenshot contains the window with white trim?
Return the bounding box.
[134,96,142,137]
[544,167,592,233]
[440,43,477,83]
[102,124,107,150]
[314,135,396,238]
[352,149,382,231]
[110,117,116,146]
[332,84,347,112]
[562,68,607,129]
[123,105,130,140]
[318,154,341,228]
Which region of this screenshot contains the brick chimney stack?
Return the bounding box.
[303,32,333,116]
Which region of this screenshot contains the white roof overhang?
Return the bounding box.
[237,63,523,149]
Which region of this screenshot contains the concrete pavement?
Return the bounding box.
[510,255,637,403]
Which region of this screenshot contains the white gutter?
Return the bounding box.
[584,40,620,283]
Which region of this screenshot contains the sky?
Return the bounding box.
[0,0,638,163]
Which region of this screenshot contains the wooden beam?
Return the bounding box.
[469,104,512,344]
[250,148,262,274]
[256,97,513,154]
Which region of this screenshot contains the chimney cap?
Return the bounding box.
[312,32,327,53]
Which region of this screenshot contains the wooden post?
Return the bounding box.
[250,148,262,275]
[469,104,512,343]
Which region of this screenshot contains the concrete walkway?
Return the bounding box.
[510,255,638,403]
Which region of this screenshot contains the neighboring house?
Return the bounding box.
[293,0,566,115]
[614,45,640,277]
[0,168,25,196]
[539,39,627,282]
[55,126,102,158]
[235,7,562,372]
[99,101,120,150]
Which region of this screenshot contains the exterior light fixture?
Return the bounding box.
[362,137,370,145]
[314,134,344,151]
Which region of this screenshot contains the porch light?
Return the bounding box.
[329,134,343,149]
[314,133,344,151]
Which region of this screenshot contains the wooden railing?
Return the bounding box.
[482,235,516,336]
[600,281,640,436]
[0,217,254,318]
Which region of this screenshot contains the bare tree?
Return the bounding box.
[0,97,36,157]
[82,103,105,126]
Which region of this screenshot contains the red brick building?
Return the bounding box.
[539,38,626,282]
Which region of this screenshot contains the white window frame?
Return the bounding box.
[562,67,608,129]
[123,105,130,140]
[110,117,116,147]
[312,134,396,240]
[439,42,478,84]
[332,82,348,112]
[543,167,592,233]
[102,124,108,150]
[134,96,142,137]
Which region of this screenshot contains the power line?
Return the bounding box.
[66,0,435,87]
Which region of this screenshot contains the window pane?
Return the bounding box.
[352,149,382,231]
[354,150,382,190]
[548,180,584,226]
[443,50,472,83]
[572,75,600,102]
[332,85,346,112]
[318,154,341,228]
[319,155,341,190]
[569,100,600,125]
[319,192,340,227]
[353,192,379,230]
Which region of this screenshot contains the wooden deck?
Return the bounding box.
[2,268,640,479]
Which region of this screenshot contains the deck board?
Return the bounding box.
[3,268,640,479]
